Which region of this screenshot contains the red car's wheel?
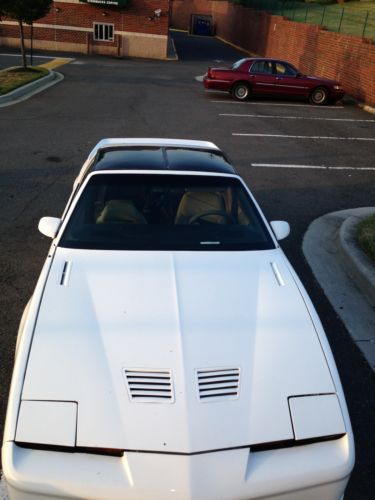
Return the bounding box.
[232,82,250,101]
[309,87,328,105]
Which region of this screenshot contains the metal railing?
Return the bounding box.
[237,0,375,40]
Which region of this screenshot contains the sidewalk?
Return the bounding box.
[303,208,375,371]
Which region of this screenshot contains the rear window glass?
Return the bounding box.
[59,174,275,251]
[232,59,247,70]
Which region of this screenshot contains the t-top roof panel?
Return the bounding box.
[92,147,236,175]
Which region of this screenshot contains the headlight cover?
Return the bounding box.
[16,400,77,447]
[289,394,346,441]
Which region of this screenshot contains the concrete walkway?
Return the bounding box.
[303,208,375,371]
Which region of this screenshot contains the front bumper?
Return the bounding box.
[3,436,353,500]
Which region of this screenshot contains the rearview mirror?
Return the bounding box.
[270,221,290,241]
[38,217,62,239]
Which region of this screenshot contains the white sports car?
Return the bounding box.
[2,139,354,500]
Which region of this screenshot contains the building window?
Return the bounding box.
[94,23,114,42]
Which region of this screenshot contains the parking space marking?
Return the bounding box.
[233,133,375,141]
[0,53,55,59]
[221,114,375,123]
[38,58,74,70]
[211,100,344,109]
[251,163,375,171]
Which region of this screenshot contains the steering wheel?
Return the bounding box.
[188,210,233,225]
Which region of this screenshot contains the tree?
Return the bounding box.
[1,0,52,69]
[0,0,8,17]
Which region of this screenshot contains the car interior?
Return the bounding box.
[60,174,274,250]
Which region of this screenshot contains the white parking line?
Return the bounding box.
[0,53,55,59]
[211,100,344,109]
[251,163,375,171]
[234,133,375,141]
[221,114,375,123]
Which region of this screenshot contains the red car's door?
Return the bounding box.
[247,60,276,95]
[272,61,310,98]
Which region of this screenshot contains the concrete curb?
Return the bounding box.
[337,209,375,307]
[342,95,375,115]
[0,69,63,107]
[166,36,178,61]
[303,208,375,370]
[0,473,8,500]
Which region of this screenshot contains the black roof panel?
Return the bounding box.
[92,147,236,175]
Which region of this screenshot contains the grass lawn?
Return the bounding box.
[254,0,375,40]
[0,67,49,96]
[357,214,375,263]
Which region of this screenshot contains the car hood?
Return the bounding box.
[21,248,335,453]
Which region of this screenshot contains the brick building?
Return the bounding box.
[0,0,170,59]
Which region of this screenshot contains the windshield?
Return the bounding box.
[59,174,275,251]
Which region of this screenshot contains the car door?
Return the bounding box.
[273,62,309,98]
[247,60,276,95]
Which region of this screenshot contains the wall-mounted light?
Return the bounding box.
[148,9,162,21]
[55,7,61,12]
[102,12,108,17]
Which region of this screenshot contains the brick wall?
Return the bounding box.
[40,1,169,36]
[0,0,169,58]
[171,0,375,106]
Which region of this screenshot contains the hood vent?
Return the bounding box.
[197,368,240,401]
[124,369,174,403]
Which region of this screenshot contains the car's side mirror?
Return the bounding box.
[270,221,290,241]
[38,217,62,239]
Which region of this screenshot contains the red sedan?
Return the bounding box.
[203,58,345,105]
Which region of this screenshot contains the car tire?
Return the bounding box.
[309,87,328,105]
[232,82,250,101]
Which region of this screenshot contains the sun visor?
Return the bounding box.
[289,394,346,441]
[16,401,77,447]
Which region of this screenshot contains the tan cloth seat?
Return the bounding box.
[175,191,227,225]
[96,200,147,224]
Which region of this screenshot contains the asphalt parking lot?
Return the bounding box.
[0,30,374,498]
